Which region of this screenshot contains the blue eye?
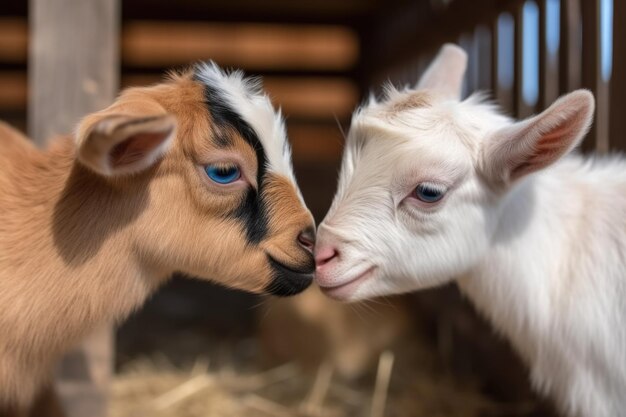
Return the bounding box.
[205,164,241,184]
[414,183,446,203]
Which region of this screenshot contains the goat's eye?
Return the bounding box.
[414,183,446,203]
[205,164,241,184]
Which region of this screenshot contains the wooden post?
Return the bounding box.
[559,0,582,94]
[580,0,607,152]
[515,4,531,118]
[28,1,119,416]
[539,0,560,109]
[610,0,626,151]
[29,0,119,144]
[494,12,515,115]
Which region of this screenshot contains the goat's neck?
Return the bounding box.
[457,170,583,360]
[1,138,166,359]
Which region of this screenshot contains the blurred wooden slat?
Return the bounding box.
[515,4,531,118]
[610,0,626,150]
[122,21,358,70]
[581,0,606,152]
[474,25,491,91]
[264,77,357,119]
[538,0,547,110]
[559,0,581,94]
[0,17,27,62]
[491,18,500,103]
[0,72,26,110]
[539,0,559,109]
[0,19,359,71]
[495,12,515,116]
[288,123,344,163]
[123,0,388,23]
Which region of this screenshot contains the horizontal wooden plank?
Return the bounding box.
[122,21,358,70]
[0,72,358,119]
[264,77,357,118]
[0,18,358,71]
[122,0,385,25]
[0,18,27,62]
[288,123,344,162]
[0,71,26,109]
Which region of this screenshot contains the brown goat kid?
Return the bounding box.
[0,63,315,413]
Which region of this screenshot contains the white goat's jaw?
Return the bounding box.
[317,266,377,301]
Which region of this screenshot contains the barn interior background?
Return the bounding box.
[0,0,623,416]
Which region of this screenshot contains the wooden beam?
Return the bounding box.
[539,0,560,109]
[514,4,528,118]
[0,18,359,72]
[0,72,26,110]
[121,0,385,25]
[263,77,357,119]
[122,21,358,71]
[580,0,607,152]
[609,0,625,150]
[494,12,516,115]
[559,0,581,94]
[28,1,119,417]
[288,122,344,163]
[0,18,27,62]
[491,18,500,103]
[474,25,492,91]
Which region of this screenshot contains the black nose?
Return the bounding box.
[297,227,316,254]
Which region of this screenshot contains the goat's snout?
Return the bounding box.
[315,245,339,268]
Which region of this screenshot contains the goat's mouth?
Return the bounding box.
[318,266,377,301]
[264,255,314,297]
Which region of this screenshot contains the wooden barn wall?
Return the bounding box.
[0,2,365,221]
[360,0,621,155]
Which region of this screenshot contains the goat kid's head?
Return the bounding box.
[315,44,595,301]
[74,63,315,296]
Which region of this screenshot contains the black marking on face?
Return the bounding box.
[265,256,314,296]
[194,67,269,244]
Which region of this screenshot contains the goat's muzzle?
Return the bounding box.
[265,255,314,296]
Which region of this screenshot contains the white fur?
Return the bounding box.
[316,44,626,417]
[194,63,299,190]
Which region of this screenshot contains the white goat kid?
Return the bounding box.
[315,44,626,417]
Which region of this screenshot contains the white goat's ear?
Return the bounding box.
[76,112,176,177]
[481,90,595,186]
[416,43,467,100]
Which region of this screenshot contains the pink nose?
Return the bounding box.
[315,245,339,268]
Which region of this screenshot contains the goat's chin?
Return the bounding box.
[317,266,377,301]
[264,255,314,297]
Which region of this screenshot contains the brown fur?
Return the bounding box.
[0,73,314,411]
[387,91,432,113]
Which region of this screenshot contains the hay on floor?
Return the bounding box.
[110,340,537,417]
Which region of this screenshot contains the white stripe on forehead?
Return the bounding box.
[194,62,298,187]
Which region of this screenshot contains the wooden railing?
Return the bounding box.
[363,0,624,154]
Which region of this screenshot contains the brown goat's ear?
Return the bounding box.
[481,90,595,187]
[76,112,176,177]
[416,44,467,100]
